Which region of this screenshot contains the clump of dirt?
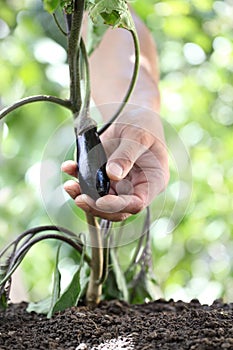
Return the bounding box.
[0,299,233,349]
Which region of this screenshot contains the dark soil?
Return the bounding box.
[0,299,233,349]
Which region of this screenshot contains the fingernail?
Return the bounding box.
[107,163,123,179]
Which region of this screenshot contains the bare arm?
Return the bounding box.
[89,11,160,114]
[62,10,169,221]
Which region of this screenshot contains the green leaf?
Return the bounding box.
[50,264,81,315]
[47,245,62,318]
[26,245,62,316]
[43,0,59,13]
[27,297,52,315]
[110,249,129,302]
[0,292,8,310]
[60,0,73,14]
[126,266,159,304]
[26,245,89,317]
[49,245,89,316]
[102,268,122,300]
[60,0,72,6]
[88,0,135,31]
[86,18,108,55]
[49,261,88,316]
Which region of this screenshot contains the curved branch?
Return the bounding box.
[0,225,91,289]
[0,225,82,259]
[53,13,68,36]
[0,95,72,120]
[0,233,91,287]
[98,29,140,135]
[13,234,88,266]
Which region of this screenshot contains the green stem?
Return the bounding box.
[74,37,94,133]
[53,13,68,36]
[85,213,104,308]
[0,233,90,288]
[80,38,91,112]
[65,2,104,308]
[0,95,72,120]
[67,0,85,113]
[98,29,140,135]
[125,207,150,274]
[97,230,111,285]
[0,225,86,261]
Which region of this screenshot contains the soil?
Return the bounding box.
[0,299,233,350]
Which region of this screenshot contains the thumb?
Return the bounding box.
[106,138,144,181]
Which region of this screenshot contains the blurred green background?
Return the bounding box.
[0,0,232,304]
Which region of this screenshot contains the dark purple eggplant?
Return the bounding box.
[76,127,110,200]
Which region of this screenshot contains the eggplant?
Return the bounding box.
[76,127,110,200]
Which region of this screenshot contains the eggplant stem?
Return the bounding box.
[80,38,91,113]
[67,0,85,113]
[85,213,104,308]
[97,221,112,285]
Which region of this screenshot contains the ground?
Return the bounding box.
[0,299,233,349]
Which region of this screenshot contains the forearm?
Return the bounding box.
[89,10,160,120]
[62,9,168,221]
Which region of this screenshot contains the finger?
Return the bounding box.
[95,194,144,215]
[61,160,77,177]
[63,180,81,199]
[74,194,131,221]
[106,134,153,181]
[64,177,117,203]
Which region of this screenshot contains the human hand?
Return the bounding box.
[62,108,169,221]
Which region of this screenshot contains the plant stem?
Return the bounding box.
[0,95,72,120]
[0,233,90,288]
[80,38,91,113]
[85,213,104,308]
[97,236,110,285]
[97,220,112,285]
[65,1,104,307]
[0,225,91,300]
[0,225,86,260]
[67,0,85,113]
[98,29,140,135]
[125,207,150,274]
[53,13,68,36]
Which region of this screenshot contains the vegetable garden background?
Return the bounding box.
[0,0,232,304]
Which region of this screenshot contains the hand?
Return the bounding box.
[61,108,169,221]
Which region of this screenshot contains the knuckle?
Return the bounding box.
[122,126,153,148]
[137,131,152,148]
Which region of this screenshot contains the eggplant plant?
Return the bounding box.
[0,0,156,316]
